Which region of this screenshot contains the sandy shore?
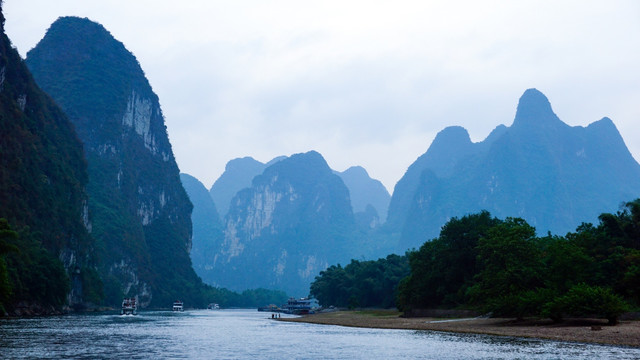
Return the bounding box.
[279,310,640,347]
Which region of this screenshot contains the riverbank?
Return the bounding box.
[279,310,640,347]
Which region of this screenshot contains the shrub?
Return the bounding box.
[544,284,628,324]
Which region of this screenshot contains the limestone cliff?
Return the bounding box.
[26,17,199,307]
[211,151,356,295]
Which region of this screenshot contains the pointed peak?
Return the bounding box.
[342,166,369,178]
[587,117,620,135]
[591,116,615,127]
[432,126,471,145]
[45,16,113,43]
[225,157,263,171]
[484,124,508,143]
[513,88,564,129]
[291,150,328,166]
[427,126,473,155]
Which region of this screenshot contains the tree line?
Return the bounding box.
[310,199,640,324]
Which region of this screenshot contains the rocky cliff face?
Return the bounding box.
[26,17,199,307]
[0,8,95,312]
[391,89,640,250]
[210,151,356,295]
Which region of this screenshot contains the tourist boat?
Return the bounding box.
[284,297,318,315]
[172,300,184,312]
[207,303,220,310]
[121,297,137,315]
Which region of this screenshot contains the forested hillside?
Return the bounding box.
[26,16,200,307]
[0,6,98,314]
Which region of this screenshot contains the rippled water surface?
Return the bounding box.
[1,309,638,359]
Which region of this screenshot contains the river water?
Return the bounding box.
[0,309,638,359]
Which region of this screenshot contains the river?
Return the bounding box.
[1,309,638,359]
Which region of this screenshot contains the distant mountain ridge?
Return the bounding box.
[209,156,286,218]
[336,166,390,223]
[189,154,392,294]
[180,174,224,286]
[390,88,640,250]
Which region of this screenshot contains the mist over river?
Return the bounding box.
[1,309,638,359]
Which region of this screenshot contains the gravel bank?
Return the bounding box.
[279,311,640,347]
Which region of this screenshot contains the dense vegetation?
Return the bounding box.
[397,201,640,324]
[310,254,409,309]
[310,201,640,324]
[0,219,72,314]
[0,5,101,314]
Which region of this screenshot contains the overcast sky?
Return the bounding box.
[5,0,640,192]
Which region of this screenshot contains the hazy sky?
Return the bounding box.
[5,1,640,192]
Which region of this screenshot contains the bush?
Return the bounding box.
[544,284,628,324]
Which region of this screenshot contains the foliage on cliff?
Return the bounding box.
[310,254,409,309]
[0,6,98,314]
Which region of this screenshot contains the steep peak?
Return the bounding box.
[51,16,108,35]
[341,165,369,178]
[285,150,330,170]
[585,117,628,153]
[225,157,264,171]
[588,116,616,131]
[424,126,474,164]
[484,124,508,143]
[261,150,332,184]
[512,88,564,129]
[29,17,120,59]
[431,126,472,148]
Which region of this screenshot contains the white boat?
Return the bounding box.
[284,297,318,315]
[172,300,184,312]
[207,303,220,310]
[121,297,137,315]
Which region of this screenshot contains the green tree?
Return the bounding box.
[467,217,543,318]
[544,283,628,324]
[310,254,409,309]
[396,211,501,311]
[538,234,593,293]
